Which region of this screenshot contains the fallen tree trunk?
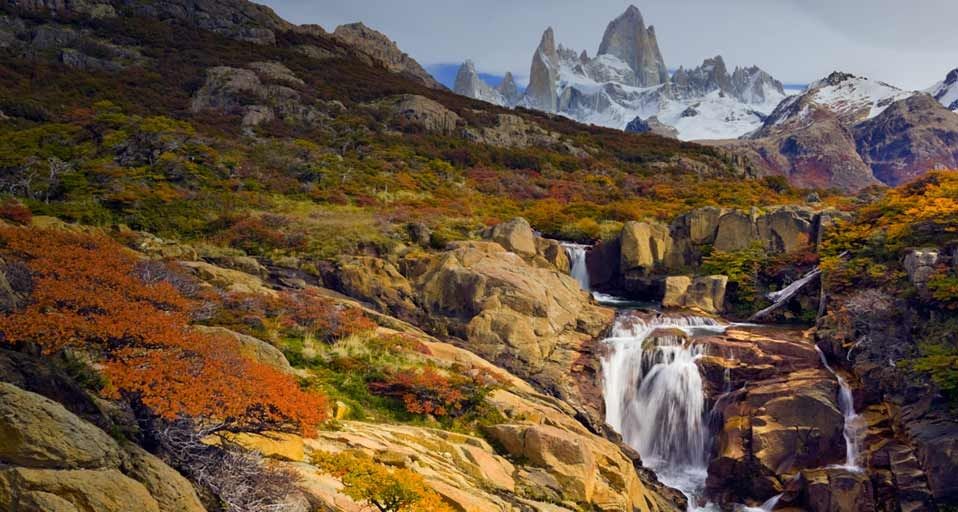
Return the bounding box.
[749,268,822,322]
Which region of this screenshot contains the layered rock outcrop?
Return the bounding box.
[407,241,613,420]
[588,206,832,306]
[332,22,443,89]
[816,285,958,510]
[190,63,324,129]
[0,382,205,512]
[687,326,850,506]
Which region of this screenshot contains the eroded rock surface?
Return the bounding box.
[0,382,205,512]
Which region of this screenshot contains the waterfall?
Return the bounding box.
[562,242,591,291]
[602,314,727,506]
[740,494,783,512]
[815,346,865,471]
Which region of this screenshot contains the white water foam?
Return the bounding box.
[815,346,865,471]
[562,242,591,291]
[602,314,727,509]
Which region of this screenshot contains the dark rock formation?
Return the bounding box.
[625,115,679,138]
[854,94,958,186]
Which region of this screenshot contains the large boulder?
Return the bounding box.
[381,94,461,134]
[321,256,418,321]
[713,211,756,252]
[122,444,207,512]
[407,241,613,419]
[0,382,205,512]
[661,275,727,313]
[757,206,816,253]
[485,217,536,257]
[0,467,161,512]
[620,221,672,273]
[0,382,121,470]
[534,237,570,273]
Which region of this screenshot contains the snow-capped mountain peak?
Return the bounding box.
[450,5,786,141]
[753,71,917,137]
[927,68,958,112]
[805,71,914,123]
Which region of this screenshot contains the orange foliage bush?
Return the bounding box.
[0,227,326,434]
[0,199,31,225]
[212,288,376,342]
[279,288,376,341]
[368,367,494,417]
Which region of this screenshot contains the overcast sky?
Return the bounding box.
[264,0,958,90]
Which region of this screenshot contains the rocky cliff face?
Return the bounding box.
[332,22,444,89]
[854,93,958,185]
[596,4,668,87]
[816,289,957,510]
[588,205,831,304]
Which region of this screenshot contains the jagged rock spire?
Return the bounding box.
[497,72,520,104]
[597,5,668,87]
[525,27,560,112]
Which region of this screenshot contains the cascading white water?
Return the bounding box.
[562,242,591,291]
[815,346,865,471]
[602,314,728,507]
[741,494,783,512]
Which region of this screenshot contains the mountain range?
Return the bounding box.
[454,5,786,140]
[453,5,958,191]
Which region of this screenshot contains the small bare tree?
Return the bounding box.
[154,419,301,512]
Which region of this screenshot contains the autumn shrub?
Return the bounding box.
[0,199,31,224]
[278,288,376,341]
[210,288,375,342]
[701,242,769,313]
[219,214,306,255]
[0,227,326,435]
[927,271,958,309]
[368,366,495,418]
[313,451,453,512]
